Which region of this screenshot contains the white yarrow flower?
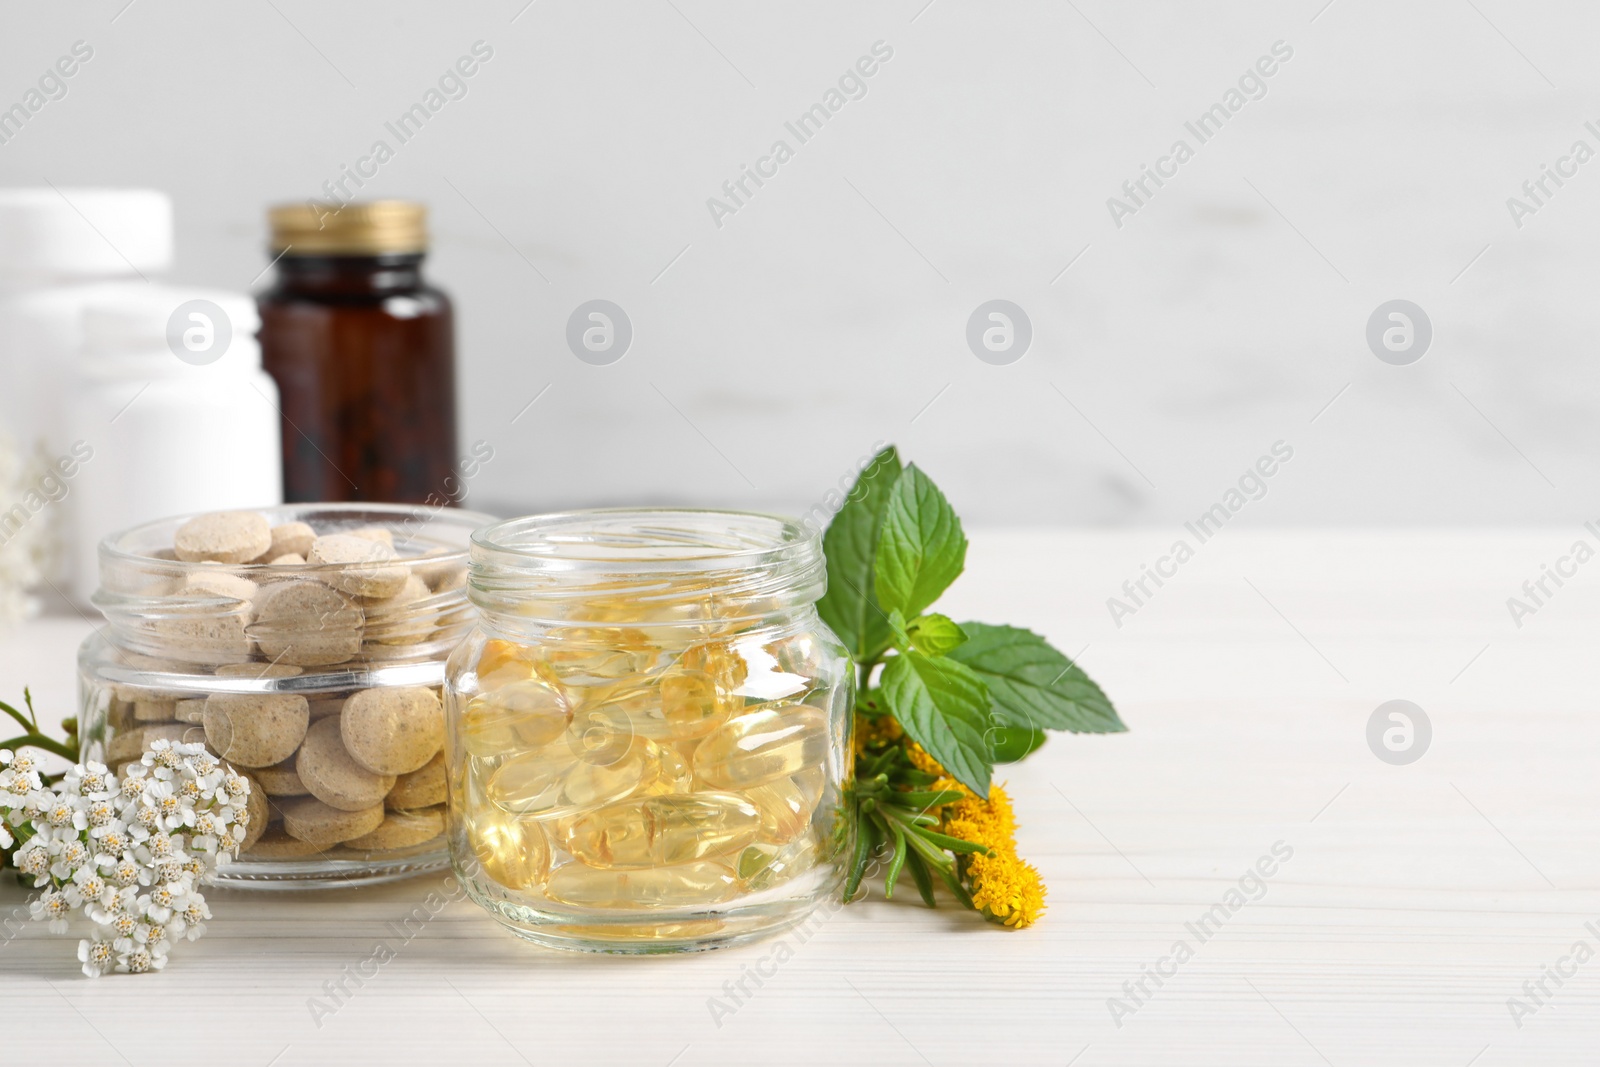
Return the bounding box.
[77,936,116,978]
[4,738,248,976]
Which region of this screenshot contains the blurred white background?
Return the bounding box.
[2,0,1595,526]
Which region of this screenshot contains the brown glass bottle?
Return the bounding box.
[257,201,457,505]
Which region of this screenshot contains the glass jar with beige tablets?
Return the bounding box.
[77,503,493,887]
[446,510,853,952]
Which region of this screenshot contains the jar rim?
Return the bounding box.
[470,508,818,570]
[99,502,496,569]
[90,503,495,670]
[468,508,825,624]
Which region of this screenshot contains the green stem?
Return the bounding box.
[0,733,78,762]
[883,821,908,899]
[881,805,989,858]
[842,796,876,901]
[0,701,34,735]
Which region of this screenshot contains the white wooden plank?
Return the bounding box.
[0,532,1596,1065]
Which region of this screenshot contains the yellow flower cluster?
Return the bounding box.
[904,743,1047,928]
[854,712,903,753]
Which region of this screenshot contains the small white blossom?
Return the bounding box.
[119,768,148,800]
[148,740,183,771]
[66,762,114,799]
[114,943,166,974]
[168,896,210,942]
[30,888,71,933]
[107,856,142,888]
[78,936,116,978]
[15,842,51,884]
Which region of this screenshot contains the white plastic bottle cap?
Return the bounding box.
[0,188,173,280]
[83,286,261,367]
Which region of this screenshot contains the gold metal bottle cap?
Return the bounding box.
[268,200,428,255]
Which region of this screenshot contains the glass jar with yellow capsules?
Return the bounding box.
[444,509,853,953]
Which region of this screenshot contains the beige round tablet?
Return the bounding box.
[362,574,435,646]
[386,750,445,810]
[348,525,394,547]
[118,650,188,672]
[343,807,443,851]
[429,566,468,594]
[239,773,269,850]
[296,717,395,811]
[202,693,309,768]
[142,723,189,749]
[308,535,408,598]
[246,825,325,858]
[267,521,316,560]
[255,757,310,797]
[308,698,344,720]
[252,579,364,666]
[341,687,442,775]
[133,700,175,722]
[356,641,435,665]
[268,553,306,566]
[308,533,390,566]
[174,511,272,564]
[181,570,259,602]
[214,661,303,679]
[174,699,206,724]
[279,796,385,849]
[151,604,252,665]
[112,681,190,703]
[106,728,146,764]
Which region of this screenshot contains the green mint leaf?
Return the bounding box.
[906,613,967,656]
[880,650,992,796]
[989,724,1047,763]
[887,609,911,653]
[873,464,967,619]
[947,622,1125,734]
[817,446,902,663]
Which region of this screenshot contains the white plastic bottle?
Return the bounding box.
[67,287,283,602]
[0,189,173,457]
[0,189,172,591]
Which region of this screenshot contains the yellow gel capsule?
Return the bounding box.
[486,752,565,816]
[462,678,572,758]
[680,641,747,695]
[543,627,654,680]
[488,736,660,818]
[576,672,730,743]
[737,837,818,891]
[792,764,826,810]
[468,811,550,890]
[693,704,829,790]
[744,776,814,844]
[639,743,694,797]
[560,792,761,869]
[477,638,531,678]
[767,632,823,677]
[654,668,731,739]
[476,639,554,692]
[564,739,662,809]
[544,860,740,909]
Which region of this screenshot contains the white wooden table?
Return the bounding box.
[2,530,1597,1066]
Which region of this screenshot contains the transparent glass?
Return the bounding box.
[77,503,494,888]
[445,509,853,953]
